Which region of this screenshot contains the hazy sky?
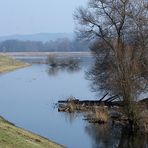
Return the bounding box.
[0,0,88,36]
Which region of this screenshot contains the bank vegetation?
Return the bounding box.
[0,54,29,73]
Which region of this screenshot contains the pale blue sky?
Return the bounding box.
[0,0,88,36]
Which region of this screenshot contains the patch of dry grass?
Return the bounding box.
[0,54,29,73]
[93,107,109,123]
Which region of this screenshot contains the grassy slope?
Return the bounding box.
[0,117,63,148]
[0,54,28,73]
[0,55,64,148]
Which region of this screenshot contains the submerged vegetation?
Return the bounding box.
[0,54,29,73]
[0,116,64,148]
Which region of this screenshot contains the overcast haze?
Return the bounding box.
[0,0,88,36]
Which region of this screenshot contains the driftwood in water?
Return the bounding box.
[58,96,148,113]
[139,98,148,103]
[58,100,123,106]
[98,93,108,102]
[58,95,122,113]
[58,95,121,107]
[58,97,148,130]
[105,95,119,103]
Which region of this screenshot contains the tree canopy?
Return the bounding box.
[75,0,148,130]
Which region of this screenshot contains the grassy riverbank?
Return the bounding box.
[0,54,29,73]
[0,116,63,148]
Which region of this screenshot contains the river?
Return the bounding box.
[0,56,147,148]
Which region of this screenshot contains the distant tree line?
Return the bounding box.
[0,38,89,52]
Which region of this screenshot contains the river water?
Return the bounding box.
[0,56,147,148]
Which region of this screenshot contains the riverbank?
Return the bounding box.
[0,116,63,148]
[0,54,29,73]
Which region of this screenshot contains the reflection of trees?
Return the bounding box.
[66,64,80,73]
[47,62,81,76]
[85,123,121,148]
[118,128,148,148]
[61,110,148,148]
[61,112,78,125]
[48,66,60,76]
[84,122,148,148]
[47,66,80,76]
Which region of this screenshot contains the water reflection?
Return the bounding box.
[48,66,60,76]
[47,60,81,76]
[0,63,96,148]
[118,129,148,148]
[47,65,81,76]
[86,123,148,148]
[64,112,148,148]
[85,123,121,148]
[60,112,79,124]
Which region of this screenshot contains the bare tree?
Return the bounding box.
[74,0,148,130]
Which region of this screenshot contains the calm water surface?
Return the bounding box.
[0,63,96,148]
[0,58,147,148]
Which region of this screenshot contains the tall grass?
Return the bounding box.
[0,55,28,73]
